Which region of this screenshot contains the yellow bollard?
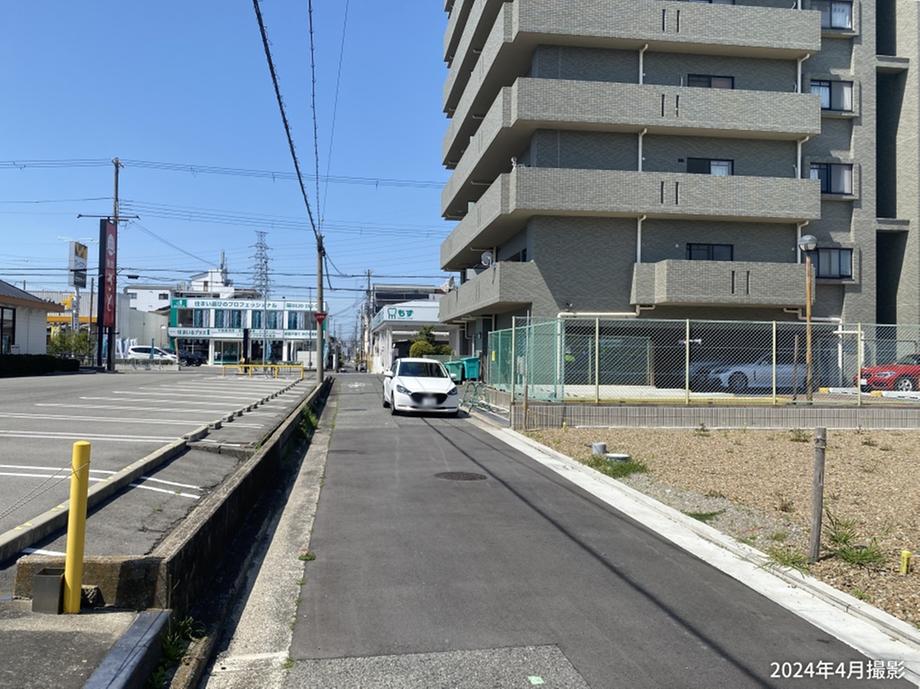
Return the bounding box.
[63,441,91,614]
[900,550,912,576]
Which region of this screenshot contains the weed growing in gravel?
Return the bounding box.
[769,531,788,543]
[684,510,725,524]
[825,510,858,548]
[739,535,758,546]
[282,658,295,670]
[693,423,711,438]
[767,545,809,573]
[777,495,795,513]
[837,542,886,568]
[789,428,810,443]
[299,551,316,562]
[705,489,726,499]
[851,588,870,601]
[879,445,893,452]
[585,455,648,479]
[861,437,878,448]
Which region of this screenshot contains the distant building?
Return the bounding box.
[168,297,322,366]
[369,300,461,373]
[363,283,448,364]
[124,284,175,313]
[0,280,65,355]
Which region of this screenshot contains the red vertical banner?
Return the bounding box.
[101,220,118,328]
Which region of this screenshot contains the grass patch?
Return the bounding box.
[789,428,810,443]
[282,658,295,670]
[767,545,810,573]
[777,495,795,513]
[769,531,788,543]
[298,550,316,562]
[824,510,858,549]
[837,542,885,568]
[851,588,870,602]
[146,617,206,688]
[684,509,725,524]
[585,455,648,479]
[704,489,726,499]
[861,437,878,447]
[693,423,711,438]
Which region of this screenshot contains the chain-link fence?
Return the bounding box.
[487,317,920,407]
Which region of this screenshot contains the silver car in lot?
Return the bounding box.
[707,353,806,393]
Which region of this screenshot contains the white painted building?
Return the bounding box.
[168,297,324,366]
[369,300,461,373]
[0,280,64,355]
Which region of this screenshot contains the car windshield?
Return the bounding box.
[398,361,447,378]
[896,356,920,365]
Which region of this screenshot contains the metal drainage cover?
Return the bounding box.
[435,471,488,481]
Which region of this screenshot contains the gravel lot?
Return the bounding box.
[528,427,920,628]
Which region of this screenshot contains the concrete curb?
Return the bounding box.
[83,609,170,689]
[476,420,920,683]
[0,439,188,564]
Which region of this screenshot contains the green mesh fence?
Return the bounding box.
[487,317,920,405]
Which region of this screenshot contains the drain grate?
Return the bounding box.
[435,471,488,481]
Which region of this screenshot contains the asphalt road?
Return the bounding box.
[289,375,909,689]
[0,370,296,540]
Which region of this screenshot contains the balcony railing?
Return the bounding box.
[630,260,808,307]
[441,167,821,270]
[439,262,542,322]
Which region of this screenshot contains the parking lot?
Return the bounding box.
[0,370,300,544]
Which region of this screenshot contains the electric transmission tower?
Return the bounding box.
[253,230,271,363]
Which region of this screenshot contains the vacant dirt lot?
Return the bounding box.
[528,427,920,628]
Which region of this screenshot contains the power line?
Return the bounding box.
[0,158,445,189]
[308,0,322,228]
[128,221,213,267]
[252,0,319,240]
[322,0,350,223]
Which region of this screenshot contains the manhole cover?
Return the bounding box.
[435,471,488,481]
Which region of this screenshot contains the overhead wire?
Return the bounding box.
[322,0,350,223]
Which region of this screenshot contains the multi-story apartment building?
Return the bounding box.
[438,0,918,355]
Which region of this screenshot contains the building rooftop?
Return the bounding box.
[0,279,65,311]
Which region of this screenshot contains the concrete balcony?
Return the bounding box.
[440,262,542,322]
[443,0,821,154]
[630,260,808,308]
[440,167,820,270]
[442,78,821,214]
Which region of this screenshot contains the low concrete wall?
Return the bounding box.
[151,378,331,613]
[513,403,920,430]
[14,379,332,611]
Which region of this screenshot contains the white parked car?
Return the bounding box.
[126,345,179,363]
[383,358,461,416]
[707,353,806,393]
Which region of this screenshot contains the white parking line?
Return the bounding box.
[0,471,201,499]
[37,403,230,414]
[111,391,263,401]
[0,464,200,492]
[78,396,244,408]
[23,548,66,557]
[0,412,203,426]
[0,431,175,443]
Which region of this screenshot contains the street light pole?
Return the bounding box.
[799,234,818,403]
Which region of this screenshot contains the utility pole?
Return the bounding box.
[108,158,120,372]
[316,237,325,384]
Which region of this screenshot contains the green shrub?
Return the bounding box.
[409,340,436,358]
[0,354,79,378]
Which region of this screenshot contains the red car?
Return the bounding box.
[860,354,920,392]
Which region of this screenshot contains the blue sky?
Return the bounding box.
[0,1,451,336]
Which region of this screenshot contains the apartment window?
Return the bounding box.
[158,292,170,300]
[126,291,138,299]
[687,243,734,261]
[0,307,15,354]
[810,162,853,194]
[252,310,282,329]
[686,74,735,89]
[814,0,853,30]
[687,158,734,176]
[815,248,853,279]
[287,311,310,330]
[810,80,854,111]
[192,309,209,328]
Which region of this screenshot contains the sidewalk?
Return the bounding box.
[203,375,913,689]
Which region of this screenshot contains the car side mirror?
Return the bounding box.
[384,370,394,378]
[450,373,461,383]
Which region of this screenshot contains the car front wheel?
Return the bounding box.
[895,377,916,392]
[729,373,749,394]
[382,395,390,408]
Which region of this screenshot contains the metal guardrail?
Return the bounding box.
[222,364,306,380]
